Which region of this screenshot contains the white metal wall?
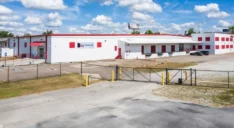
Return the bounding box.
[192,33,215,54]
[214,33,234,54]
[49,36,119,63]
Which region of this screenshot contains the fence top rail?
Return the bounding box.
[167,68,234,72]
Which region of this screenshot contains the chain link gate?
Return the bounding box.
[117,67,164,84]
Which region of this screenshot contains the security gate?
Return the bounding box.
[117,66,165,84]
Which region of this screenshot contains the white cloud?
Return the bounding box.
[207,11,230,18]
[180,22,195,28]
[29,27,43,32]
[24,16,42,24]
[69,27,89,33]
[46,12,62,27]
[81,24,103,31]
[47,19,62,27]
[171,23,181,31]
[194,3,219,13]
[100,0,113,6]
[20,0,66,10]
[117,0,162,13]
[172,10,192,14]
[48,12,62,20]
[92,15,112,25]
[0,4,13,14]
[0,21,23,27]
[212,25,222,31]
[217,20,231,27]
[194,3,229,18]
[0,15,21,21]
[132,12,153,21]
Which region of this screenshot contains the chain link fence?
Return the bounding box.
[0,61,234,88]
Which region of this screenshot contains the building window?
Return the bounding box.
[198,45,203,49]
[215,37,220,41]
[222,37,225,41]
[222,45,225,49]
[97,42,102,48]
[205,37,210,41]
[141,46,144,54]
[226,38,230,41]
[69,42,75,48]
[205,45,210,49]
[77,43,81,48]
[171,45,175,52]
[24,42,27,48]
[151,45,156,53]
[215,45,220,49]
[13,43,16,47]
[226,45,229,49]
[198,37,202,41]
[179,44,184,51]
[114,46,117,51]
[231,38,233,42]
[230,45,234,48]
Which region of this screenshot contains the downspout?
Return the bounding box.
[18,37,20,57]
[45,35,48,63]
[30,36,32,58]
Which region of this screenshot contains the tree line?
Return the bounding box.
[0,27,234,37]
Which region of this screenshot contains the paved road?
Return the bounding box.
[0,81,234,128]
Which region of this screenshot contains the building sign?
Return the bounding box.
[77,42,94,49]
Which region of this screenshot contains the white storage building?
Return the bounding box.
[7,33,234,64]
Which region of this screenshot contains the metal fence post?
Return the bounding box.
[195,69,197,86]
[190,68,192,86]
[60,62,62,76]
[228,71,230,88]
[149,68,151,82]
[7,66,9,82]
[81,61,83,75]
[115,66,119,81]
[166,68,168,85]
[37,64,39,79]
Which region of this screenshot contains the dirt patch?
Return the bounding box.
[153,85,234,108]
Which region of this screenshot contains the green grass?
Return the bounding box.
[0,74,85,99]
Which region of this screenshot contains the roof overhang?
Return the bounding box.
[119,38,200,44]
[30,42,45,47]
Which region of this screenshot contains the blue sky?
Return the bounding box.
[0,0,233,35]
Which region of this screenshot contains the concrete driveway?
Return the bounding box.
[0,81,234,128]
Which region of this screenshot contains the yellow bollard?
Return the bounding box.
[112,70,115,82]
[85,74,89,87]
[119,68,122,80]
[184,70,188,81]
[168,72,171,84]
[162,72,165,86]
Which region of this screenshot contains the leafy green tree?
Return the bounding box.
[8,33,14,37]
[42,30,53,35]
[24,33,31,36]
[145,30,154,34]
[186,28,196,36]
[228,26,234,34]
[131,31,140,34]
[0,31,14,37]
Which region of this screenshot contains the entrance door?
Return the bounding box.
[162,45,166,53]
[171,45,175,52]
[39,48,44,58]
[192,45,196,50]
